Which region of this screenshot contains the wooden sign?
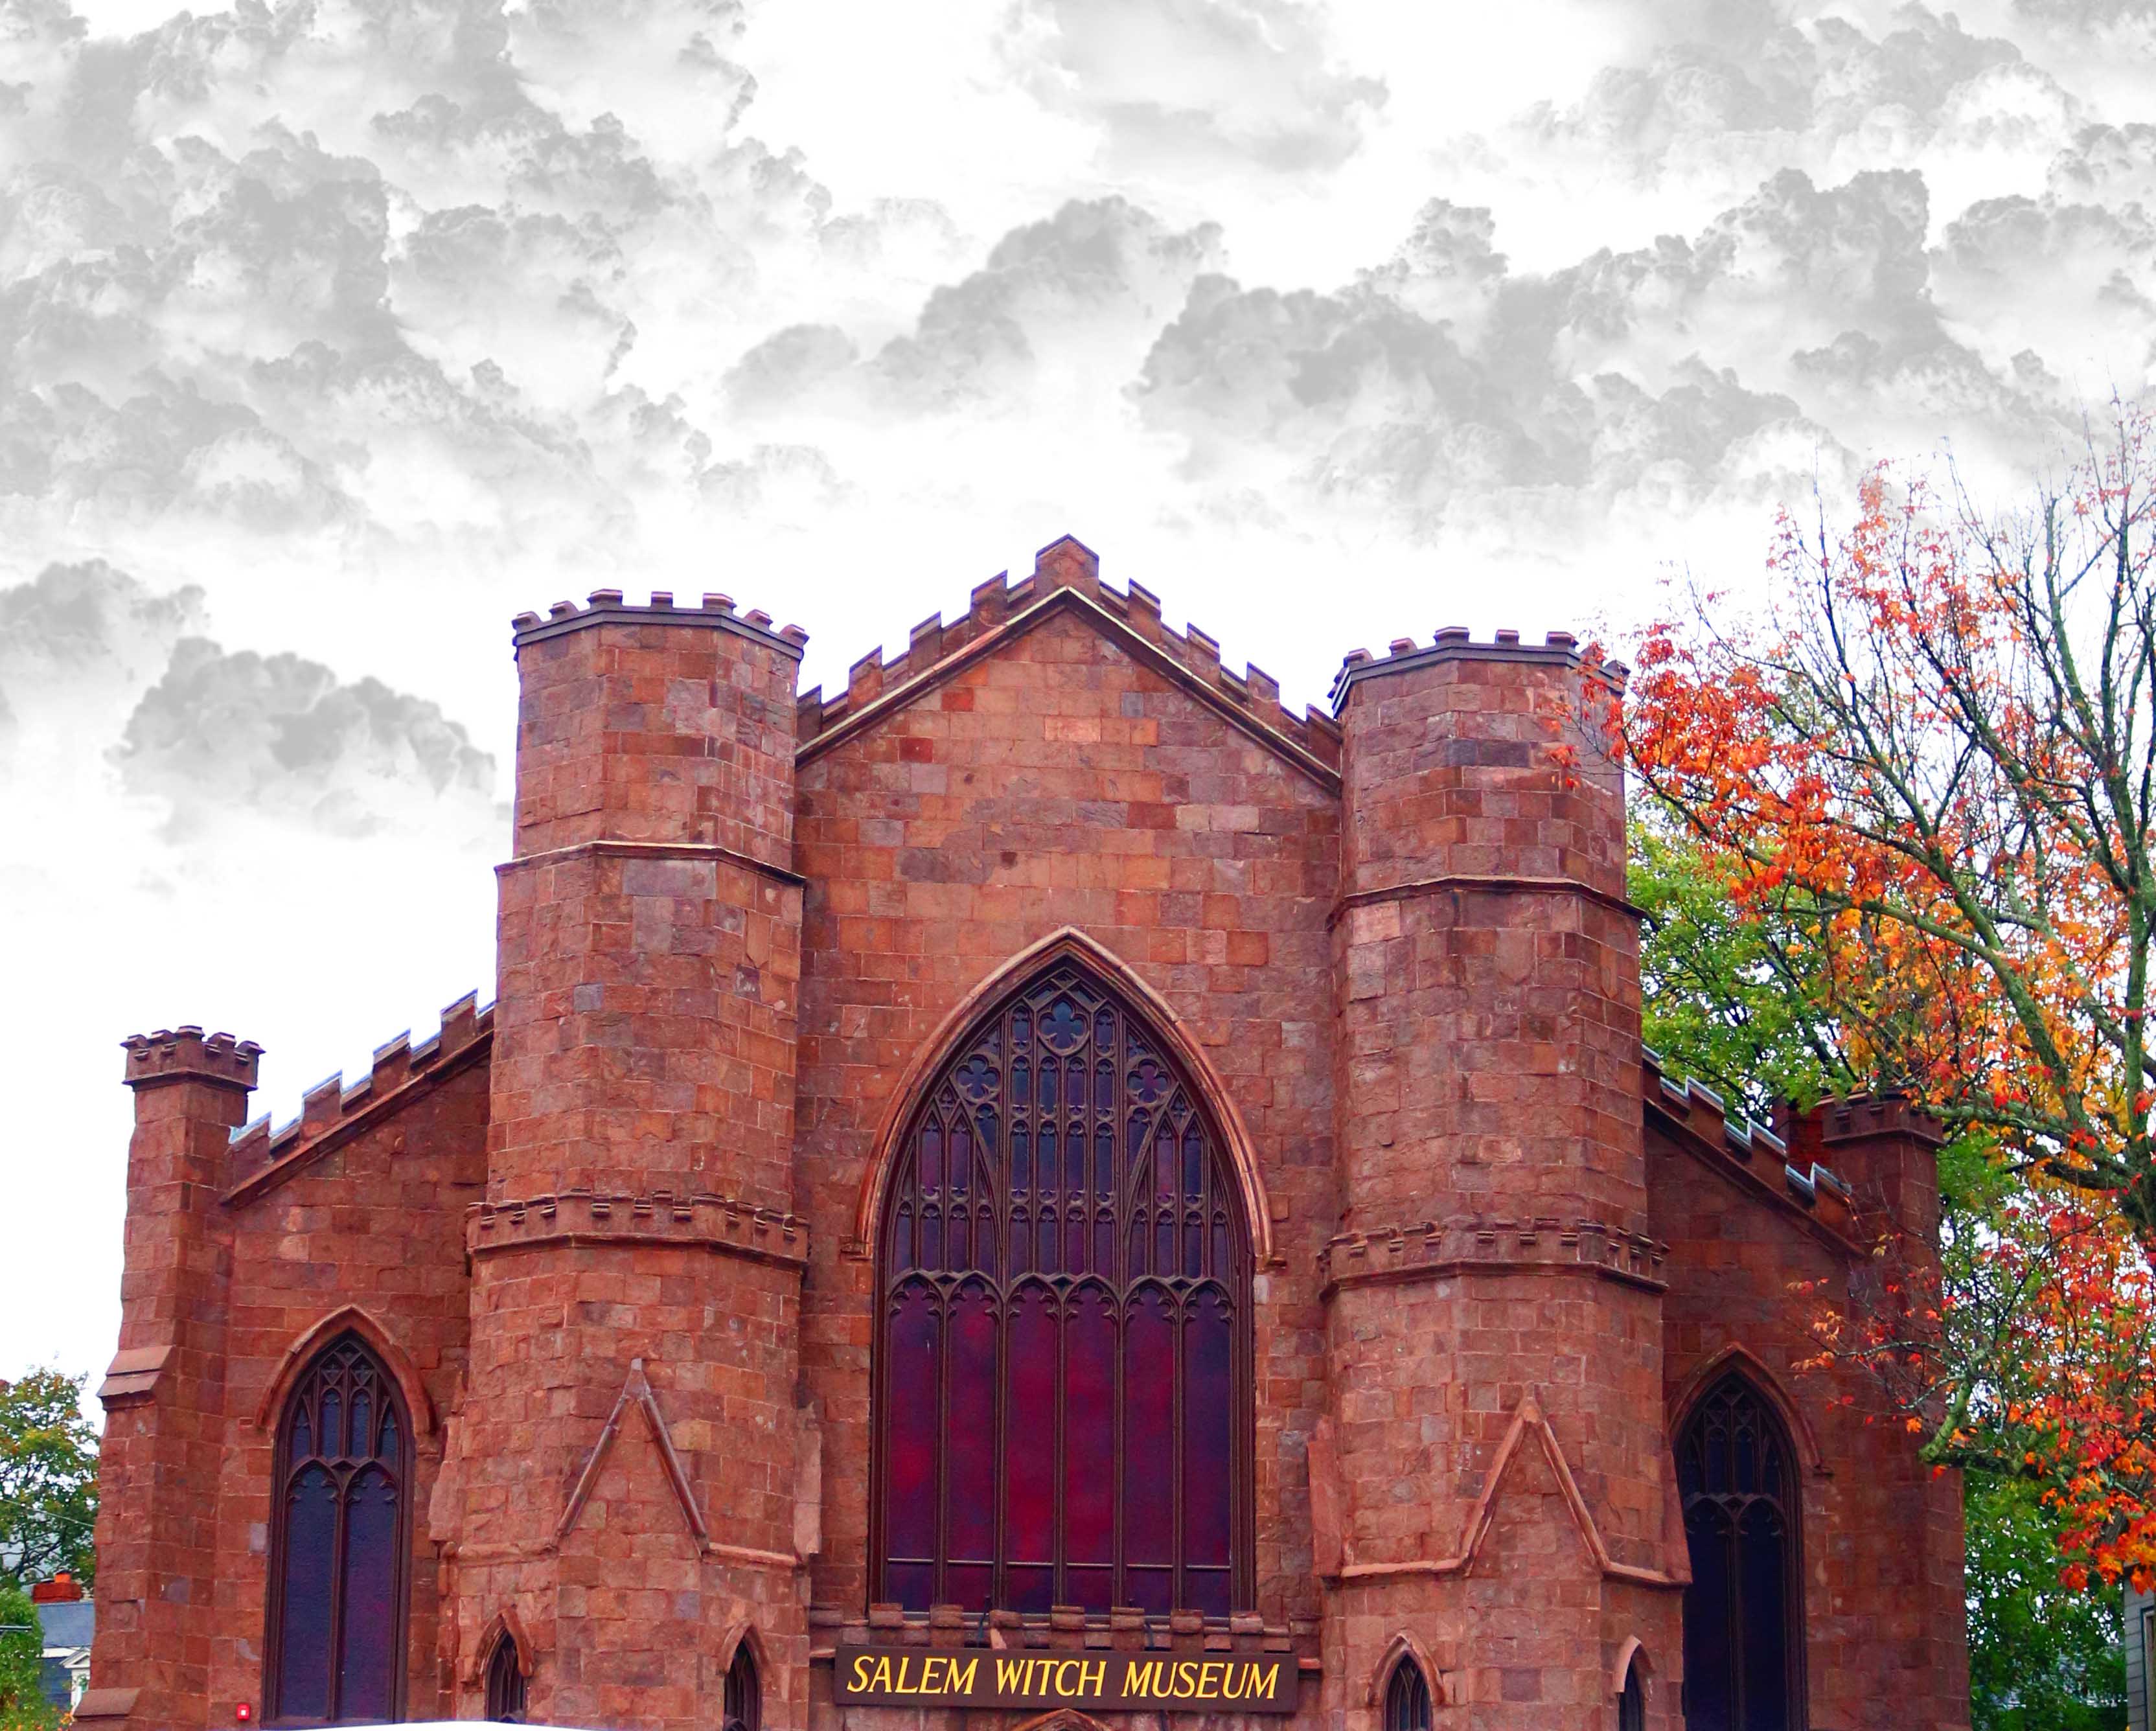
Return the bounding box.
[834,1644,1298,1714]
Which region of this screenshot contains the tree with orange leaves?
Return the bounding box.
[1625,403,2156,1596]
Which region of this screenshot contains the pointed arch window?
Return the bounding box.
[1382,1657,1432,1731]
[1677,1374,1804,1731]
[874,956,1254,1618]
[484,1631,527,1723]
[1618,1653,1646,1731]
[265,1331,411,1726]
[723,1640,761,1731]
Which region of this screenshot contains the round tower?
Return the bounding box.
[449,590,812,1730]
[1319,628,1684,1728]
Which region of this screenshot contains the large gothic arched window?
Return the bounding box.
[1677,1374,1805,1731]
[874,956,1253,1618]
[266,1333,411,1726]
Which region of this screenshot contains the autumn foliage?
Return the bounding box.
[1625,405,2156,1589]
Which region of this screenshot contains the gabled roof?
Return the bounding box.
[796,535,1343,793]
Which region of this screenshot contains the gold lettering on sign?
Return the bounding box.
[833,1644,1296,1714]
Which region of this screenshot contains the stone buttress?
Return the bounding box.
[443,590,814,1730]
[1318,632,1686,1728]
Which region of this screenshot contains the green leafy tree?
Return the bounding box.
[0,1370,97,1590]
[1635,813,2127,1728]
[0,1579,65,1730]
[1966,1475,2126,1731]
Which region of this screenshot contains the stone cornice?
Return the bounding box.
[466,1188,808,1272]
[1320,1217,1668,1297]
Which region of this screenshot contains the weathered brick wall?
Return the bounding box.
[791,546,1342,1666]
[1322,638,1684,1730]
[455,597,812,1731]
[1653,1102,1973,1731]
[82,547,1975,1731]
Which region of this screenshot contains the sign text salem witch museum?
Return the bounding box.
[834,1646,1297,1713]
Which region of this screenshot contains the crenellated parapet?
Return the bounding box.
[120,1026,262,1093]
[1641,1047,1859,1242]
[796,534,1342,779]
[223,993,492,1203]
[510,590,810,656]
[1329,624,1629,711]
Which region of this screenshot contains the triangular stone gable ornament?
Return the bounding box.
[554,1357,709,1548]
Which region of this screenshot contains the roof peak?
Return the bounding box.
[797,534,1342,783]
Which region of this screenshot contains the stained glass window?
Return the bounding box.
[484,1631,526,1723]
[723,1641,759,1731]
[1678,1375,1804,1731]
[875,959,1252,1617]
[267,1333,409,1725]
[1384,1658,1432,1731]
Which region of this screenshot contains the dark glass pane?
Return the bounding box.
[1095,1213,1115,1277]
[351,1390,373,1460]
[1012,1129,1031,1193]
[894,1204,915,1272]
[1005,1287,1057,1571]
[1011,1208,1032,1275]
[1620,1663,1645,1731]
[487,1635,527,1723]
[1682,1504,1736,1731]
[321,1388,343,1460]
[946,1285,998,1590]
[1038,1127,1058,1196]
[922,1205,943,1270]
[290,1402,312,1462]
[1095,1125,1113,1196]
[1067,1208,1087,1274]
[1184,1219,1204,1278]
[378,1407,399,1462]
[1070,1058,1088,1112]
[1739,1504,1789,1731]
[921,1123,943,1191]
[726,1643,760,1731]
[950,1206,970,1270]
[275,1464,338,1721]
[338,1463,401,1721]
[1040,1062,1058,1111]
[1064,1285,1116,1588]
[1384,1662,1431,1731]
[1038,1209,1058,1274]
[1183,1126,1202,1198]
[976,1206,998,1279]
[884,1283,941,1601]
[1123,1287,1174,1571]
[1183,1290,1233,1575]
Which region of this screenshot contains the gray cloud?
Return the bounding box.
[1003,0,1384,174]
[115,636,501,840]
[0,558,205,726]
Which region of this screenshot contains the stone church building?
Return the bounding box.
[82,538,1970,1730]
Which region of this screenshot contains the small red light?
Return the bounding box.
[236,1704,252,1723]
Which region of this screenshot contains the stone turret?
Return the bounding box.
[80,1030,260,1729]
[449,590,812,1729]
[1318,630,1684,1727]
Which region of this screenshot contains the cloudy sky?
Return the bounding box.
[3,0,2153,1386]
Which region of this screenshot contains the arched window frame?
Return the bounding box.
[264,1330,414,1726]
[1617,1651,1646,1731]
[1675,1370,1807,1731]
[869,955,1257,1620]
[723,1636,761,1731]
[484,1627,528,1723]
[1381,1654,1433,1731]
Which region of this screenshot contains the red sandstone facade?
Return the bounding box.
[82,538,1969,1730]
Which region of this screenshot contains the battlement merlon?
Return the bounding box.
[1329,625,1630,711]
[509,589,809,658]
[120,1026,262,1095]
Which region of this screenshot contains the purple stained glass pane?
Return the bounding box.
[920,1123,943,1191]
[1123,1288,1175,1569]
[320,1388,343,1460]
[1183,1290,1233,1572]
[947,1285,998,1570]
[1064,1286,1116,1572]
[884,1283,941,1596]
[275,1465,338,1721]
[1005,1288,1057,1569]
[337,1464,400,1721]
